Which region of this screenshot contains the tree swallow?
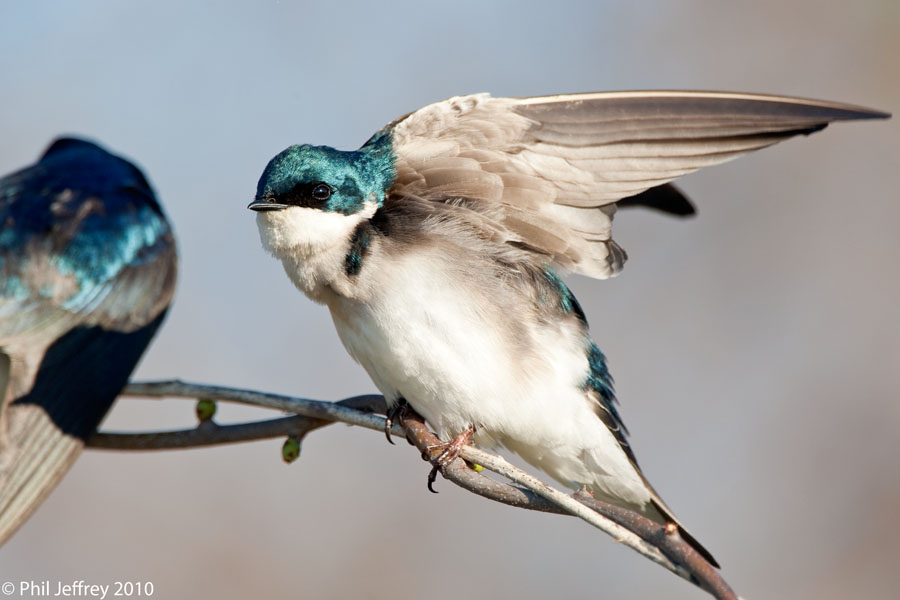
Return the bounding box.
[0,138,177,544]
[248,91,889,566]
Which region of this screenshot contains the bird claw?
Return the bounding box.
[384,398,408,445]
[424,426,474,493]
[427,465,440,493]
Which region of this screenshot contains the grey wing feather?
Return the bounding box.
[389,91,888,278]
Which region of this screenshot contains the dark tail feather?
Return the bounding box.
[618,183,696,217]
[650,498,720,568]
[675,523,720,568]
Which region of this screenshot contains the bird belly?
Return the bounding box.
[326,259,651,510]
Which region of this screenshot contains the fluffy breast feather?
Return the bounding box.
[326,247,652,509]
[256,202,377,301]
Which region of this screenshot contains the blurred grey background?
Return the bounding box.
[1,1,897,598]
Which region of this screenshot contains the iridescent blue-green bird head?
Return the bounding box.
[249,132,395,216]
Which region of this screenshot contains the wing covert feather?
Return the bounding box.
[389,91,886,278]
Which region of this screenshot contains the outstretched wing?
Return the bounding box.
[387,91,888,278]
[0,138,177,544]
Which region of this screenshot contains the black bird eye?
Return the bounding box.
[312,183,332,201]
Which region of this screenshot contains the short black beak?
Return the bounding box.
[248,199,289,212]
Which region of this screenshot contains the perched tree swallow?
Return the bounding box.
[248,91,888,566]
[0,138,177,544]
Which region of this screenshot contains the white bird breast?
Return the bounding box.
[326,250,652,508]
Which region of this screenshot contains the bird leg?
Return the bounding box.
[383,398,408,445]
[390,404,476,492]
[424,426,475,493]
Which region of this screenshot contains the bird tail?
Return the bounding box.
[642,482,720,568]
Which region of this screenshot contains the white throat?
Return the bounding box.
[256,201,377,300]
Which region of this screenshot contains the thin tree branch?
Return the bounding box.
[90,379,738,600]
[90,395,386,449]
